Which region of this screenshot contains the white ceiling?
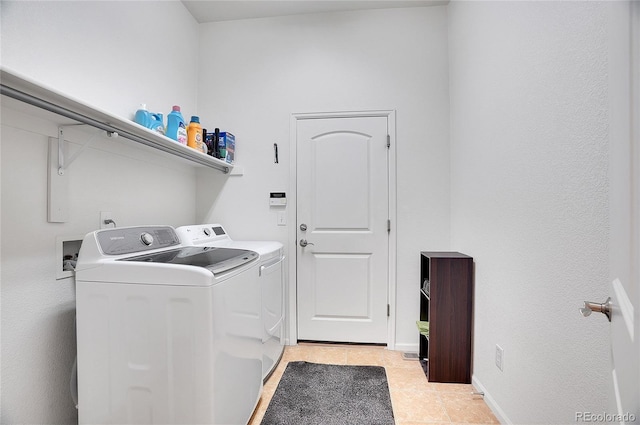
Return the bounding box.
[181,0,447,23]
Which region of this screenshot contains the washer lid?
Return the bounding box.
[119,246,258,274]
[221,241,283,261]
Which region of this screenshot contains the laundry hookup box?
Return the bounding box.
[220,132,235,164]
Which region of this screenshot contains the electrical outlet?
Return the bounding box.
[495,344,504,371]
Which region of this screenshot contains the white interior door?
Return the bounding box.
[606,1,639,421]
[296,115,389,343]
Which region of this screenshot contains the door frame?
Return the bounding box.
[607,0,639,418]
[287,110,397,349]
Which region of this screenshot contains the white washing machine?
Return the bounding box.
[176,224,285,381]
[75,226,263,425]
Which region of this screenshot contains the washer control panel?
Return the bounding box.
[177,225,229,244]
[97,226,180,255]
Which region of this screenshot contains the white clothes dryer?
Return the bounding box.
[75,226,262,425]
[176,224,285,381]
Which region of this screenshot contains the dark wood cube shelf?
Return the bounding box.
[419,251,473,384]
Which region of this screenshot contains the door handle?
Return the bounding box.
[580,297,612,322]
[299,239,315,247]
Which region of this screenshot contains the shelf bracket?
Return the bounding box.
[49,125,108,222]
[48,135,69,223]
[56,125,105,176]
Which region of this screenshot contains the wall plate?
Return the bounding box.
[55,235,84,280]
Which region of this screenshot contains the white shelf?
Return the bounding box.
[0,67,233,173]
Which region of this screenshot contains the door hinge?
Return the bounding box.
[387,304,390,317]
[386,134,391,148]
[387,219,391,232]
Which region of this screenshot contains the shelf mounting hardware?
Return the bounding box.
[580,297,612,322]
[56,125,107,176]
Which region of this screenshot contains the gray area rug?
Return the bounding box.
[260,361,395,425]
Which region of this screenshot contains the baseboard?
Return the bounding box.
[472,374,511,425]
[392,342,419,353]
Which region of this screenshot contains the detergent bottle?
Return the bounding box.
[149,113,165,135]
[187,116,203,152]
[166,106,187,145]
[134,104,151,128]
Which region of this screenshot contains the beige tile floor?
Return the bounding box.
[249,343,499,425]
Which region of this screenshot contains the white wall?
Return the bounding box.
[0,2,200,423]
[196,6,451,351]
[0,0,199,120]
[2,1,615,423]
[448,1,610,423]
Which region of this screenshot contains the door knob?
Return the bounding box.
[580,297,612,322]
[299,239,314,247]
